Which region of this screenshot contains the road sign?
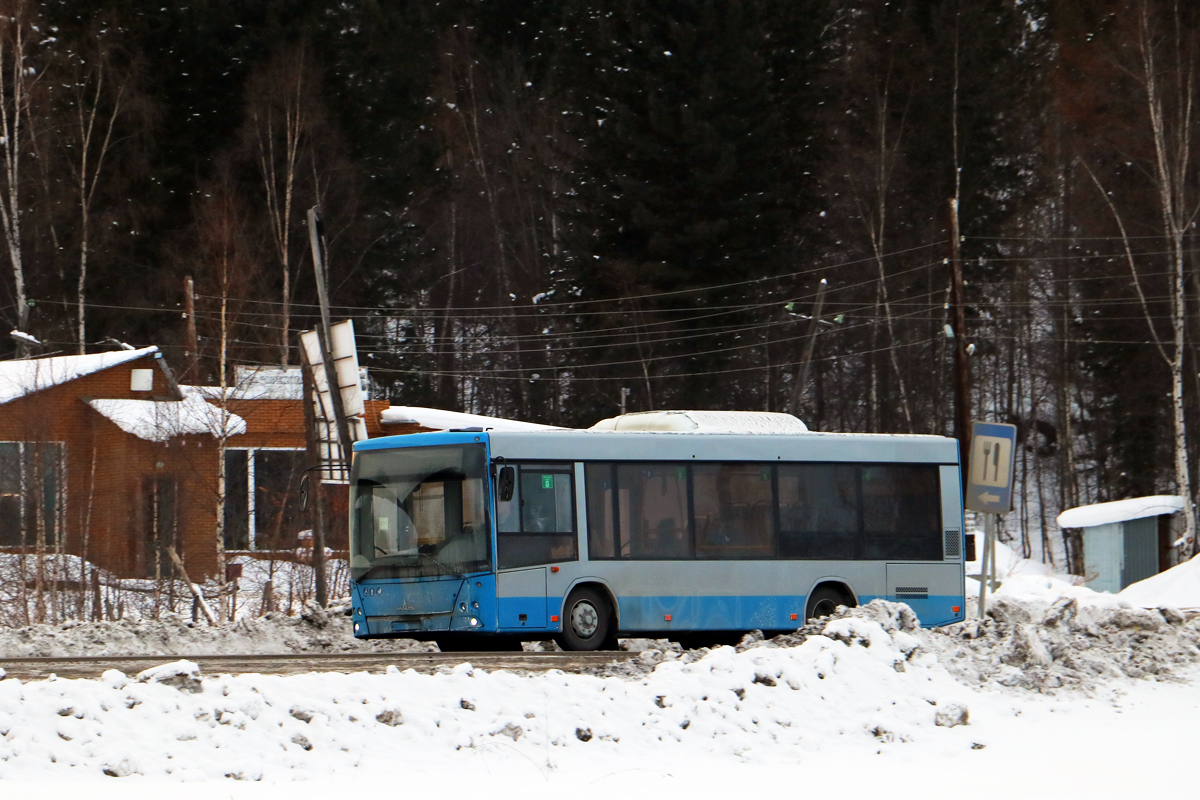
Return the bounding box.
[965,421,1017,513]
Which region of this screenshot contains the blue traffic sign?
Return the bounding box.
[966,421,1017,513]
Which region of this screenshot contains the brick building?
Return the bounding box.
[0,348,388,580]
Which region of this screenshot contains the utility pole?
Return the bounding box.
[948,198,973,483]
[305,205,352,608]
[306,206,356,471]
[301,353,327,608]
[790,278,828,418]
[184,275,199,383]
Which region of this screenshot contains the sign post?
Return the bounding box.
[965,421,1017,617]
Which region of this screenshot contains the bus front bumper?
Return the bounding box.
[351,574,496,638]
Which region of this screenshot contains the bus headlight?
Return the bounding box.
[469,617,480,627]
[354,622,360,633]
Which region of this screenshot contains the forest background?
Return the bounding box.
[0,0,1196,572]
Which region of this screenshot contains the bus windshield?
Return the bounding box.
[350,444,490,581]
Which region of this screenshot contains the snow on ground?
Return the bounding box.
[0,552,369,631]
[0,599,1197,798]
[966,530,1200,611]
[0,553,436,656]
[0,600,432,658]
[1119,553,1200,611]
[5,534,1200,797]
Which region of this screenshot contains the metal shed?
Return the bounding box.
[1056,496,1185,593]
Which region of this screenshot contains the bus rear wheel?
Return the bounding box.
[555,588,613,651]
[805,586,851,622]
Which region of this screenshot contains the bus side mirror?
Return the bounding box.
[964,533,976,562]
[299,474,309,511]
[498,466,515,502]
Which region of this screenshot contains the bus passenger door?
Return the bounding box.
[497,567,548,630]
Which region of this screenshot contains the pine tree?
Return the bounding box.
[563,0,814,414]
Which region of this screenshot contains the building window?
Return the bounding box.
[0,441,65,548]
[222,448,306,551]
[130,368,154,392]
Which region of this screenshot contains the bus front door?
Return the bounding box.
[497,567,548,631]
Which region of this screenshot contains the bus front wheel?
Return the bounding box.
[555,588,613,651]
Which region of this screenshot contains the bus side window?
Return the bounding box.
[861,465,941,560]
[585,463,618,559]
[618,463,689,559]
[693,464,775,559]
[778,464,859,559]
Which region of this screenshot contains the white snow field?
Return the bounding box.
[3,544,1200,798]
[1,595,1198,800]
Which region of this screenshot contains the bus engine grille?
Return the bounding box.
[943,530,961,559]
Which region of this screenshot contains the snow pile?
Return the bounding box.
[0,600,1197,786]
[1,599,1197,784]
[590,599,1200,694]
[932,596,1200,691]
[0,347,158,405]
[1120,553,1200,611]
[86,395,247,441]
[968,532,1200,611]
[965,537,1124,610]
[0,602,976,781]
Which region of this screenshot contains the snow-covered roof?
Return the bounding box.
[1119,553,1200,610]
[0,346,159,406]
[380,406,556,432]
[184,365,307,401]
[86,395,247,442]
[590,410,808,433]
[185,383,299,402]
[1056,495,1185,529]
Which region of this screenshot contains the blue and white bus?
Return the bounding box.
[348,417,966,650]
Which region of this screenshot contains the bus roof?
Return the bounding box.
[356,428,959,465]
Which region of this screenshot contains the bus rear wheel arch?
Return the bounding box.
[805,583,856,622]
[555,586,617,651]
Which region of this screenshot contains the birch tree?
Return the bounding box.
[1130,0,1198,556]
[243,44,318,367]
[192,158,255,619]
[0,0,45,351]
[59,30,142,353]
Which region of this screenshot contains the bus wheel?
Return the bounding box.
[555,588,613,651]
[805,587,849,622]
